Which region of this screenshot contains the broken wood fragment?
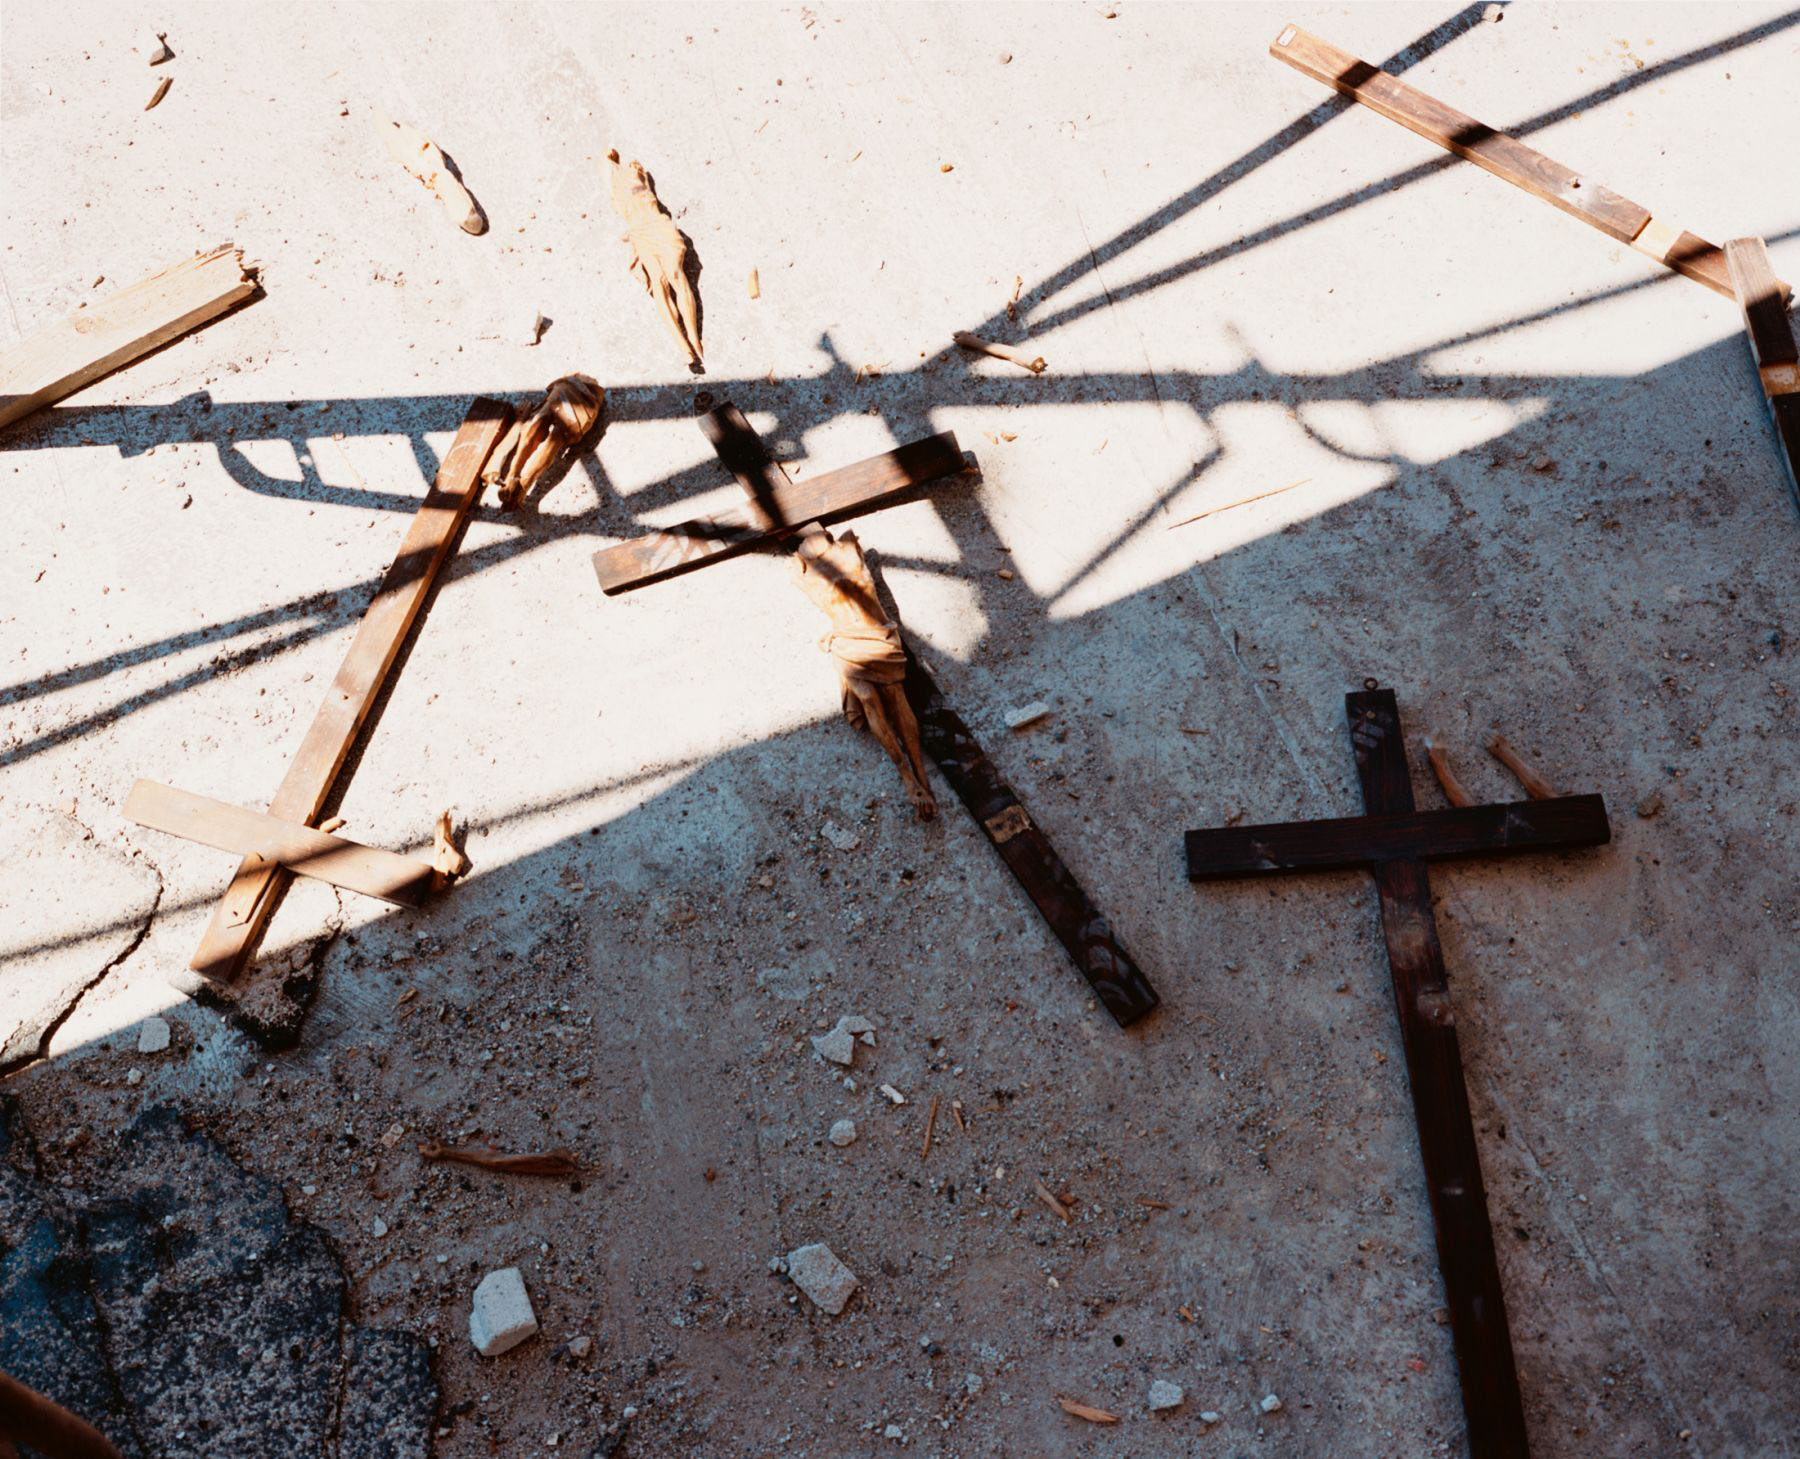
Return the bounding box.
[1006,274,1023,321]
[484,373,605,509]
[1423,734,1475,807]
[125,780,439,907]
[1167,477,1309,529]
[606,149,702,369]
[921,1094,940,1159]
[1056,1396,1118,1424]
[0,1369,123,1459]
[0,244,258,432]
[417,1140,579,1177]
[148,32,172,64]
[1135,1196,1170,1210]
[1724,236,1800,501]
[1269,24,1782,302]
[190,398,513,986]
[1035,1182,1072,1223]
[748,268,761,299]
[953,330,1045,374]
[431,809,471,886]
[146,76,171,110]
[377,116,487,235]
[1485,734,1556,800]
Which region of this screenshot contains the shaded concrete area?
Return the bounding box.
[2,1,1798,1455]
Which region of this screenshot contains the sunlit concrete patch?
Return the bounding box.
[0,805,161,1068]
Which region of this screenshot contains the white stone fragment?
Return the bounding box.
[125,1068,143,1086]
[812,1027,856,1066]
[1148,1379,1184,1411]
[1004,701,1052,730]
[1259,1392,1283,1413]
[786,1242,858,1315]
[879,1084,906,1105]
[883,1424,903,1440]
[470,1267,538,1356]
[371,1217,389,1238]
[829,1119,857,1147]
[1200,1410,1222,1424]
[567,1335,592,1359]
[821,820,861,852]
[136,1016,171,1053]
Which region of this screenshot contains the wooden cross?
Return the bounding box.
[1725,236,1800,504]
[592,402,1161,1026]
[1184,686,1611,1457]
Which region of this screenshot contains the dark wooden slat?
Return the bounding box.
[696,402,796,530]
[1269,24,1780,302]
[903,652,1160,1027]
[191,397,513,983]
[1345,688,1529,1459]
[591,429,964,595]
[1185,795,1608,879]
[1725,238,1800,504]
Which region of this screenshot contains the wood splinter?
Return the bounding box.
[790,526,938,821]
[1485,734,1556,799]
[431,810,471,888]
[1056,1396,1119,1425]
[1423,734,1475,807]
[953,330,1045,374]
[417,1140,580,1177]
[484,374,605,509]
[377,116,487,235]
[607,149,703,370]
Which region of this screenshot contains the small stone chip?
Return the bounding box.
[1636,791,1664,818]
[829,1119,857,1147]
[136,1016,171,1054]
[879,1084,906,1105]
[1200,1410,1222,1424]
[1259,1392,1283,1414]
[812,1027,856,1066]
[470,1268,538,1356]
[786,1242,858,1315]
[567,1335,592,1359]
[821,820,861,852]
[1005,701,1051,731]
[1148,1379,1184,1412]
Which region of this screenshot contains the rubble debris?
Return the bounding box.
[418,1140,580,1178]
[748,268,761,299]
[1148,1380,1184,1412]
[953,330,1046,374]
[431,809,471,884]
[1637,791,1665,818]
[1035,1182,1072,1223]
[148,32,172,64]
[1004,701,1051,731]
[526,310,547,345]
[484,374,605,510]
[606,149,703,370]
[811,1025,856,1066]
[470,1268,538,1357]
[1200,1410,1223,1424]
[145,76,171,110]
[786,1242,858,1315]
[377,115,487,235]
[1259,1392,1283,1414]
[567,1335,593,1359]
[829,1119,857,1147]
[879,1084,906,1105]
[135,1016,171,1054]
[820,820,862,852]
[1006,273,1023,319]
[791,528,938,820]
[1057,1396,1119,1424]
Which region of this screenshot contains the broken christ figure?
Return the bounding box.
[485,374,605,509]
[605,149,703,372]
[789,528,937,821]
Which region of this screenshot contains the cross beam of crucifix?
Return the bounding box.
[593,401,1161,1026]
[1185,686,1611,1457]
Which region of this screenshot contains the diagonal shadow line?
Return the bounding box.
[1023,6,1800,337]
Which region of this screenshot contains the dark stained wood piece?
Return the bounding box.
[1725,237,1800,503]
[904,651,1160,1027]
[1185,795,1608,879]
[1269,24,1784,302]
[1345,688,1529,1458]
[190,397,513,983]
[591,427,964,594]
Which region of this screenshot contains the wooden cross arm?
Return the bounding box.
[130,781,440,906]
[1725,237,1800,502]
[1185,794,1610,880]
[1269,24,1785,302]
[127,781,440,907]
[590,429,964,594]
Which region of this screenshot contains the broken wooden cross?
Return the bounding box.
[173,397,513,988]
[591,402,1160,1026]
[1185,686,1611,1457]
[1724,236,1800,505]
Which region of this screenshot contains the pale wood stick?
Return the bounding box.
[1486,734,1557,799]
[1035,1182,1072,1223]
[921,1094,939,1160]
[416,1141,579,1177]
[1422,735,1475,807]
[953,330,1045,374]
[1056,1396,1119,1424]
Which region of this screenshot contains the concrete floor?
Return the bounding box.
[3,2,1798,1454]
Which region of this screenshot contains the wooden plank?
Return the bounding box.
[190,397,513,983]
[1345,688,1528,1458]
[125,780,437,907]
[1725,237,1800,504]
[696,402,797,529]
[591,429,963,594]
[0,245,258,432]
[1269,24,1781,302]
[903,653,1161,1027]
[1185,795,1609,879]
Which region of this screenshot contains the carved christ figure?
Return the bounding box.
[789,528,937,821]
[605,149,703,371]
[484,374,605,509]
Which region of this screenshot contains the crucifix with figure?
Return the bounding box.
[1184,685,1612,1458]
[591,401,1161,1026]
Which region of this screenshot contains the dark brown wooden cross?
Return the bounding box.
[590,402,1160,1025]
[1184,686,1611,1458]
